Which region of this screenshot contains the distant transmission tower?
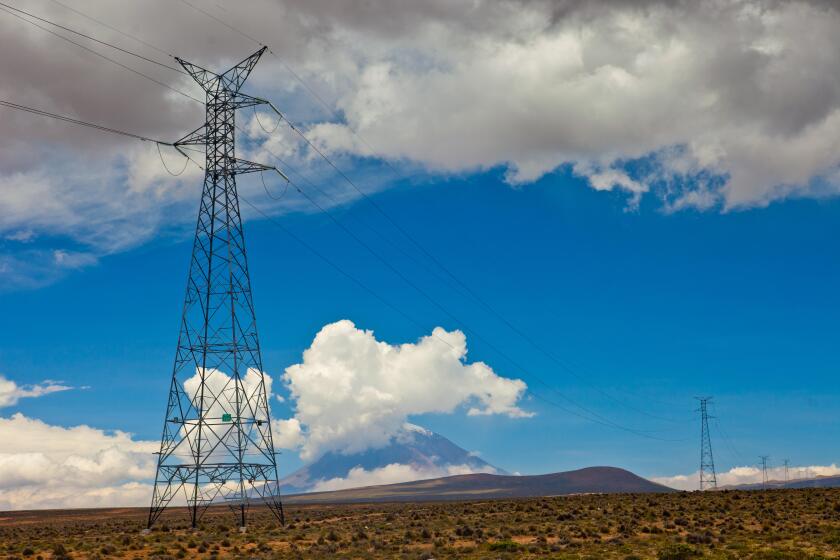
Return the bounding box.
[148,47,287,530]
[696,397,717,490]
[759,456,770,489]
[783,459,789,483]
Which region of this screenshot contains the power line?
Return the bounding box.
[176,0,263,46]
[257,99,691,426]
[243,192,685,443]
[0,99,170,144]
[244,117,683,440]
[710,400,747,466]
[250,171,687,439]
[249,125,523,324]
[0,4,200,103]
[246,138,686,440]
[0,1,183,73]
[47,0,176,59]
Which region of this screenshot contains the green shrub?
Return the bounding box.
[489,540,519,552]
[751,552,804,560]
[658,543,701,560]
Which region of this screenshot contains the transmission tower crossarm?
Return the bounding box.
[174,57,219,91]
[174,124,210,147]
[226,159,286,180]
[229,92,272,110]
[220,46,267,92]
[244,96,286,119]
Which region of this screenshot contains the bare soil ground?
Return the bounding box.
[1,488,839,559]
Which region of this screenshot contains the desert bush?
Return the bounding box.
[658,543,701,560]
[488,540,519,552]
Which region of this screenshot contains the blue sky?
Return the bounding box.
[4,163,839,480]
[3,0,840,508]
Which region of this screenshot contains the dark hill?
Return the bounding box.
[284,466,675,504]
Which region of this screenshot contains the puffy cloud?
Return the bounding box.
[310,462,497,493]
[653,463,840,491]
[0,374,72,408]
[0,413,158,510]
[280,320,531,461]
[0,315,531,507]
[272,417,305,450]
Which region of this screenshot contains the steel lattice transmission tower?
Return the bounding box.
[759,455,770,489]
[148,47,287,530]
[696,397,717,490]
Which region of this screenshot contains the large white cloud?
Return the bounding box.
[4,1,840,288]
[299,0,840,210]
[278,320,531,461]
[654,463,840,491]
[0,413,158,510]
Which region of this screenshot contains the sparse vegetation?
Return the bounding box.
[1,488,838,558]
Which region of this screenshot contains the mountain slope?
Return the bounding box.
[283,466,675,504]
[280,424,503,492]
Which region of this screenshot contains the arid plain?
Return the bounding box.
[2,489,840,559]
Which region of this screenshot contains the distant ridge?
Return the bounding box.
[718,474,840,491]
[283,466,675,504]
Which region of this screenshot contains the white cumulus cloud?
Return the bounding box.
[280,319,531,461]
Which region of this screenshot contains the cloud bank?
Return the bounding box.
[0,375,150,510]
[304,0,840,210]
[276,319,531,461]
[654,463,840,491]
[4,1,840,287]
[0,413,157,510]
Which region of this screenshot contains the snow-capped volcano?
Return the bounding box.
[280,424,503,493]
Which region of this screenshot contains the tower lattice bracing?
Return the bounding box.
[148,47,285,529]
[697,397,717,490]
